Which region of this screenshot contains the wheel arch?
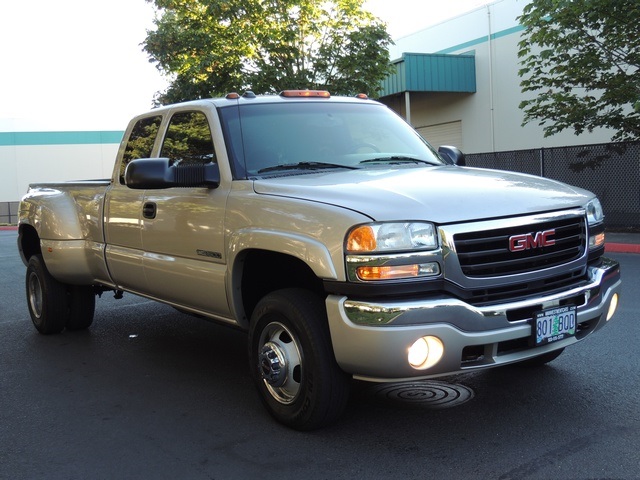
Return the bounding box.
[231,248,327,329]
[18,224,42,266]
[227,229,339,328]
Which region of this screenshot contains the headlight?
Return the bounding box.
[586,198,605,251]
[345,222,440,282]
[346,222,437,253]
[586,198,604,225]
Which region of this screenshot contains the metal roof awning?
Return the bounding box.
[380,53,476,97]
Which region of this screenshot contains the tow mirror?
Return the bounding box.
[124,158,220,189]
[438,146,465,166]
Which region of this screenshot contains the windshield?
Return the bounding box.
[219,101,447,178]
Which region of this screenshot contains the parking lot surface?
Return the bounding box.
[1,230,638,479]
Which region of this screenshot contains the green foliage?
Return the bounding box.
[161,111,215,164]
[121,115,162,178]
[517,0,640,141]
[144,0,394,103]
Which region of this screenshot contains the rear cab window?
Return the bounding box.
[120,115,163,184]
[160,111,216,165]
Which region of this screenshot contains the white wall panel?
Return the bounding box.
[1,143,118,202]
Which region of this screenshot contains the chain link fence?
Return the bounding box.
[2,142,638,229]
[0,202,19,225]
[466,141,640,230]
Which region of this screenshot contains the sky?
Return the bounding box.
[0,0,489,132]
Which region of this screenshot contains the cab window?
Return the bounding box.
[160,111,216,165]
[120,115,163,183]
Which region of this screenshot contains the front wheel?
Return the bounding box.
[248,288,350,430]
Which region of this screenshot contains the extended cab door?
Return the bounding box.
[104,114,163,293]
[140,108,232,318]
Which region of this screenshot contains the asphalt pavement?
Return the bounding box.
[1,228,639,479]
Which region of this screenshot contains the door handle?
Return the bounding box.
[143,202,157,219]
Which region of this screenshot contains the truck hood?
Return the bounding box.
[252,166,593,223]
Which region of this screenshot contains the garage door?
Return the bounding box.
[416,121,462,150]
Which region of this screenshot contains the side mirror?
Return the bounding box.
[438,146,466,166]
[124,158,220,189]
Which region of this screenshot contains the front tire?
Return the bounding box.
[249,288,350,430]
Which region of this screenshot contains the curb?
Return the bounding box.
[605,243,640,254]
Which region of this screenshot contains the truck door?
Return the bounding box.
[140,109,231,318]
[104,114,163,293]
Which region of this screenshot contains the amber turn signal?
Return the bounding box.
[280,90,331,98]
[347,226,376,252]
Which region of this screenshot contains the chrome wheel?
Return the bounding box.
[25,255,68,334]
[249,288,350,430]
[258,322,302,405]
[28,271,43,319]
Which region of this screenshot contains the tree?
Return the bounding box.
[517,0,640,142]
[143,0,393,104]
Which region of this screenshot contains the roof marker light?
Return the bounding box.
[280,90,331,98]
[225,92,240,99]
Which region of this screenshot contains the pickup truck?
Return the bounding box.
[18,90,621,430]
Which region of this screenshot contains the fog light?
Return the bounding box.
[606,293,619,321]
[408,336,444,370]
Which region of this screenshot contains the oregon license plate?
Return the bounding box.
[532,305,577,346]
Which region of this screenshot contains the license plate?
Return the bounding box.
[532,305,577,346]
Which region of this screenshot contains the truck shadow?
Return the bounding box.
[16,296,630,479]
[46,295,592,431]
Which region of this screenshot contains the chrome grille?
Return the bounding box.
[454,216,586,278]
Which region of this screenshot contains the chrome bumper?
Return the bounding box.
[326,257,621,382]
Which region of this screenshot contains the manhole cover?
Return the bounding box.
[368,381,474,409]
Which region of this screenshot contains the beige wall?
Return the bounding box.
[383,0,616,154]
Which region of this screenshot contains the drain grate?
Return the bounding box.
[368,381,474,409]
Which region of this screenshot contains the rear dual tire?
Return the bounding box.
[26,255,95,334]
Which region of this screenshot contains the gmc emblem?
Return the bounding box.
[509,229,556,252]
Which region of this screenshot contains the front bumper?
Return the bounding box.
[326,257,621,382]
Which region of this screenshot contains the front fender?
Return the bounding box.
[227,228,338,281]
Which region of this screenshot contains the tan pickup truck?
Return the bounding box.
[18,91,621,430]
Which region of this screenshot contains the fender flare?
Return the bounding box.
[226,228,340,327]
[227,228,339,280]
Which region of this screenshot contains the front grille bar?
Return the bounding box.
[454,215,586,278]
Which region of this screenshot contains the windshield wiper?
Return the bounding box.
[359,156,440,166]
[257,161,359,174]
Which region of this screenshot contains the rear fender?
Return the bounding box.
[18,186,111,285]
